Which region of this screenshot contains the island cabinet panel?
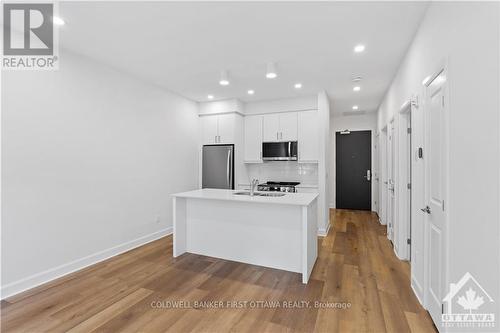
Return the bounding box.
[244,115,263,162]
[172,189,319,283]
[298,110,319,162]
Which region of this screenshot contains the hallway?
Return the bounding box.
[1,209,436,332]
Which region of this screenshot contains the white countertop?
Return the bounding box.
[172,188,318,206]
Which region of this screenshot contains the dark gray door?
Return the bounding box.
[336,131,371,210]
[202,145,234,189]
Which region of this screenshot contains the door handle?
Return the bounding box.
[364,170,371,181]
[420,206,431,214]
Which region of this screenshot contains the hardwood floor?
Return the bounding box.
[1,209,436,332]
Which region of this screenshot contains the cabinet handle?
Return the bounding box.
[280,132,283,140]
[276,132,279,141]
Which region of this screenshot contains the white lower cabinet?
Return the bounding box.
[244,115,263,162]
[298,111,319,162]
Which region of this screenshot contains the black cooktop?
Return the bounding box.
[261,181,300,186]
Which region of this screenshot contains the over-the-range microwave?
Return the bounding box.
[262,141,298,161]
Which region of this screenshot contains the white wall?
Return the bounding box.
[329,113,378,210]
[1,50,200,298]
[377,1,500,319]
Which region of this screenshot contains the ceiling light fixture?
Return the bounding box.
[207,95,214,100]
[352,105,359,110]
[53,16,65,26]
[354,44,365,53]
[353,86,361,92]
[266,62,277,79]
[219,70,230,86]
[294,83,302,89]
[247,90,255,95]
[352,76,363,82]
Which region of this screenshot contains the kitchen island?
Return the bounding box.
[172,188,318,283]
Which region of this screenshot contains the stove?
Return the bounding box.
[257,181,300,193]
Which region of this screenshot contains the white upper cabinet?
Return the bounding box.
[244,115,263,162]
[298,110,319,162]
[263,113,280,142]
[217,113,235,144]
[279,112,298,141]
[201,115,218,144]
[262,112,297,142]
[200,114,236,144]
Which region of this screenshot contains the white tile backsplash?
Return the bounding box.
[244,162,318,185]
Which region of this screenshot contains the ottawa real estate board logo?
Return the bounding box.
[442,272,495,329]
[2,2,59,70]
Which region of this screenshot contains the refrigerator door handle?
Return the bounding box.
[226,149,231,187]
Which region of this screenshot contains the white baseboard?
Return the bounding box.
[318,223,331,237]
[1,227,172,300]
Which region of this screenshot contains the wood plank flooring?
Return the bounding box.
[1,209,436,332]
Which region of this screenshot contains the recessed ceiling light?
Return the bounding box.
[247,90,255,95]
[294,83,302,89]
[219,70,230,86]
[354,44,365,53]
[353,86,361,92]
[53,16,65,26]
[266,62,277,79]
[207,95,214,100]
[352,105,359,110]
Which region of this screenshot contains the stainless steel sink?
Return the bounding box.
[233,191,285,197]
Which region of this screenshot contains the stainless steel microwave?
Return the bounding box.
[262,141,298,161]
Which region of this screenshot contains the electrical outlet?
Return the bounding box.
[155,215,161,224]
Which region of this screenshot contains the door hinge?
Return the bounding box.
[442,96,445,107]
[407,238,411,245]
[442,303,445,314]
[407,183,411,190]
[407,128,411,134]
[411,96,419,108]
[442,200,445,211]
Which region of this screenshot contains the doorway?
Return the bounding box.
[398,104,412,260]
[335,130,371,210]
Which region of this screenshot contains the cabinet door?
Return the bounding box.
[279,112,298,141]
[298,111,319,162]
[217,113,235,144]
[244,115,263,162]
[201,115,218,144]
[263,114,280,142]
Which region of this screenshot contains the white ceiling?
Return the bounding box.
[59,2,428,113]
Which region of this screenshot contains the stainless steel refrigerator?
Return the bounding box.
[202,144,234,189]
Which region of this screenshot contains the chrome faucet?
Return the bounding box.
[250,179,259,196]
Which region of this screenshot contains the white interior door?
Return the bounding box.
[411,96,425,302]
[424,70,448,326]
[387,122,395,241]
[380,128,387,225]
